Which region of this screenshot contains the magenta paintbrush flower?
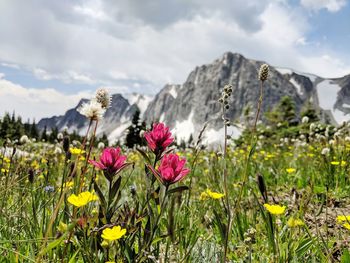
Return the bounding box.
[144,123,174,155]
[89,147,128,181]
[148,153,190,186]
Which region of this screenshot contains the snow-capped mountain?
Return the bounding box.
[38,52,350,145]
[38,93,153,143]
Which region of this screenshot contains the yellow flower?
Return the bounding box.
[286,168,296,173]
[200,189,225,200]
[330,160,346,166]
[101,240,109,248]
[336,215,350,223]
[287,218,304,227]
[101,226,126,241]
[62,181,74,189]
[57,221,68,232]
[31,160,40,169]
[69,147,85,155]
[67,191,98,207]
[264,204,286,215]
[3,157,10,163]
[343,223,350,230]
[1,168,9,174]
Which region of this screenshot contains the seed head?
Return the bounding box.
[224,84,232,93]
[259,64,269,81]
[95,88,111,109]
[78,99,106,121]
[63,136,70,153]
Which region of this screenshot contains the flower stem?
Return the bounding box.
[222,104,231,262]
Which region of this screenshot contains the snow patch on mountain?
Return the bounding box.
[275,67,293,75]
[124,93,153,116]
[290,77,303,95]
[173,111,195,142]
[316,80,347,123]
[108,122,130,143]
[168,85,178,99]
[203,126,241,146]
[275,67,318,82]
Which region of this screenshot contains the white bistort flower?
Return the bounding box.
[321,147,330,155]
[54,147,63,154]
[20,135,29,144]
[302,116,309,124]
[98,142,105,149]
[78,99,106,120]
[57,133,64,140]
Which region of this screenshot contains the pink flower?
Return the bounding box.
[89,147,128,181]
[144,123,174,155]
[149,154,190,186]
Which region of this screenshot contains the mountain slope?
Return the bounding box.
[38,52,350,145]
[38,93,153,142]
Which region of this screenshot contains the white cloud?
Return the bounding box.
[0,77,93,120]
[0,0,348,103]
[300,0,347,12]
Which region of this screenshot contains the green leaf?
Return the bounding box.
[295,238,314,258]
[136,148,151,164]
[39,222,76,256]
[68,249,80,263]
[341,249,350,263]
[94,182,107,210]
[167,186,190,195]
[109,176,122,201]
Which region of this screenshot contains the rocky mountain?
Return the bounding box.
[38,52,350,145]
[38,93,153,142]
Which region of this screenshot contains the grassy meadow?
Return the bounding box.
[1,79,350,263]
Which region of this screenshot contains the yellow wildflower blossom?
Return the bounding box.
[343,223,350,230]
[69,147,85,155]
[200,189,225,200]
[63,181,74,189]
[57,221,68,232]
[1,168,9,174]
[336,215,350,223]
[31,160,39,169]
[101,226,126,241]
[67,191,98,207]
[264,204,286,215]
[286,168,296,173]
[287,218,304,227]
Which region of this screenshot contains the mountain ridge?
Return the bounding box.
[38,51,350,144]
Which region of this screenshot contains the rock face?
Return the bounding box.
[38,93,153,143]
[38,51,350,144]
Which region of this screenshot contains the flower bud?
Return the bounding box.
[259,64,269,81]
[63,136,70,153]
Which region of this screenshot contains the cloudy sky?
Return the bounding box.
[0,0,349,120]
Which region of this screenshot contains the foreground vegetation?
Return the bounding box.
[1,70,350,262]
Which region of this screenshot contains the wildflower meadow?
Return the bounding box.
[1,66,350,263]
